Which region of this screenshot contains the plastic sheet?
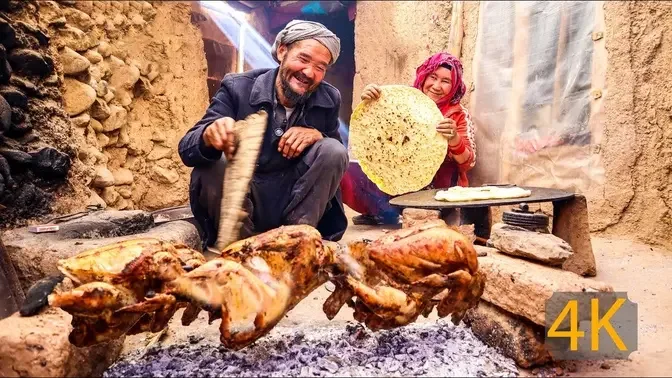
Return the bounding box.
[469,1,606,193]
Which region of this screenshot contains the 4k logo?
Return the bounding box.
[545,292,638,360]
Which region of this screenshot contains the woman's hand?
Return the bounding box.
[361,84,382,101]
[436,118,461,145]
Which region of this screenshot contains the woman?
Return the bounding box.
[341,52,477,225]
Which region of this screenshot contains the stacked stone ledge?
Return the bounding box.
[400,207,612,368]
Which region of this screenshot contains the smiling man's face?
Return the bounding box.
[276,39,332,106]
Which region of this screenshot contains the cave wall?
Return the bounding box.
[353,1,672,249]
[0,0,209,227]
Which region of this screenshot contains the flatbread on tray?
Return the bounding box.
[434,186,532,202]
[349,85,447,196]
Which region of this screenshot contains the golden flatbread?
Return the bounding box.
[434,186,532,202]
[349,85,447,196]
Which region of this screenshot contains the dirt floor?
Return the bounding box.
[119,207,672,377]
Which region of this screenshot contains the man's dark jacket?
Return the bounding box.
[178,67,348,245]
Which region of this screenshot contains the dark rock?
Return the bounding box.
[30,147,71,179]
[0,45,9,84]
[0,18,16,50]
[0,182,52,223]
[0,148,32,166]
[0,154,14,190]
[8,49,51,77]
[9,76,39,96]
[0,86,27,109]
[7,119,32,138]
[16,21,49,46]
[10,106,24,124]
[0,94,9,132]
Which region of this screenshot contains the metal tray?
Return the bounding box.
[389,186,575,209]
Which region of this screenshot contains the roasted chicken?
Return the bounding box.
[167,224,335,350]
[21,238,206,347]
[20,221,486,350]
[324,220,486,330]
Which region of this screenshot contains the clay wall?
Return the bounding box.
[353,1,672,249]
[0,0,209,227]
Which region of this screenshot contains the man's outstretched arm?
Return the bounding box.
[178,76,238,167]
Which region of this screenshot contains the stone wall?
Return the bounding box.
[46,0,209,212]
[353,1,672,249]
[0,0,208,227]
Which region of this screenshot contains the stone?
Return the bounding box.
[106,132,119,145]
[92,166,114,188]
[488,223,573,267]
[463,301,552,368]
[96,132,109,148]
[70,113,90,128]
[113,168,133,185]
[62,78,96,116]
[0,18,17,50]
[90,97,111,120]
[97,41,112,58]
[89,118,103,133]
[58,46,90,75]
[147,145,172,161]
[552,195,597,277]
[16,22,51,47]
[4,217,200,292]
[9,78,37,99]
[0,86,27,109]
[37,1,63,26]
[101,186,120,205]
[477,250,613,326]
[147,68,159,82]
[0,307,123,377]
[88,190,106,208]
[133,75,152,98]
[103,90,115,103]
[150,129,166,142]
[102,105,127,132]
[83,49,103,64]
[152,166,179,184]
[8,49,51,77]
[116,125,130,147]
[62,7,94,31]
[95,79,108,97]
[57,25,98,52]
[117,185,132,199]
[474,245,495,257]
[30,147,71,179]
[72,0,94,15]
[0,95,10,132]
[0,46,11,85]
[402,208,441,228]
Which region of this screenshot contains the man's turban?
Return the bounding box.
[271,20,341,65]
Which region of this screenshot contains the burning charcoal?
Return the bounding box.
[30,147,70,179]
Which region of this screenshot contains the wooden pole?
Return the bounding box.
[448,1,465,58]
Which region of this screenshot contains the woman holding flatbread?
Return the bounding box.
[341,52,477,225]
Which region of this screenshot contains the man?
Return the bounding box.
[178,20,349,250]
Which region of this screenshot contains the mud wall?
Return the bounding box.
[353,1,672,249]
[1,0,208,227]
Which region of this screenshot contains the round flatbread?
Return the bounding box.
[349,85,447,196]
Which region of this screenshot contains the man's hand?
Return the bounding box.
[436,118,461,145]
[203,117,236,159]
[278,126,323,159]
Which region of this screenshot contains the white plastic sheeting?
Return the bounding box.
[468,1,606,193]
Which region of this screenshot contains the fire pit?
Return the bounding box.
[104,318,519,377]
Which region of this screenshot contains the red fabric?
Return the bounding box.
[429,103,475,188]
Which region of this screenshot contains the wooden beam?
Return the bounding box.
[448,1,464,58]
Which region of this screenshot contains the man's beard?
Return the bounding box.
[279,67,316,106]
